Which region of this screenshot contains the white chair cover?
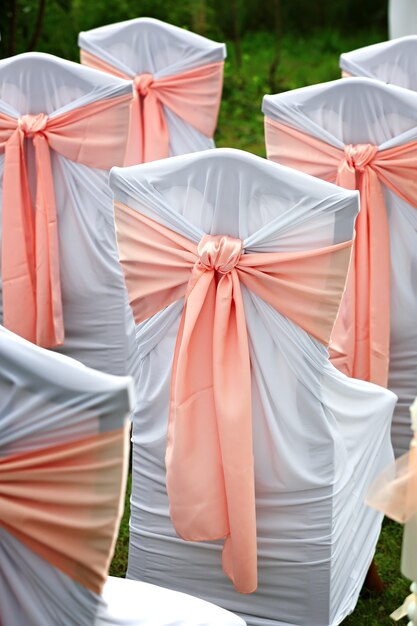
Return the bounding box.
[0,52,138,381]
[0,325,133,625]
[78,17,226,156]
[340,36,417,90]
[389,0,417,39]
[263,77,417,458]
[109,148,396,626]
[0,326,245,626]
[99,577,246,626]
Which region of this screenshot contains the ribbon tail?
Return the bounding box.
[33,134,64,348]
[2,129,37,342]
[124,90,143,166]
[214,271,257,594]
[166,269,229,542]
[365,168,390,387]
[143,90,170,162]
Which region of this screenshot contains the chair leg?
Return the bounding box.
[363,558,385,594]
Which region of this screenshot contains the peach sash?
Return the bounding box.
[366,435,417,523]
[265,117,417,387]
[0,425,129,593]
[80,50,224,163]
[114,200,354,593]
[0,93,131,349]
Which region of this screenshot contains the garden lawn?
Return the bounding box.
[110,29,410,625]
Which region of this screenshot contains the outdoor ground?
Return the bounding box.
[110,30,410,625]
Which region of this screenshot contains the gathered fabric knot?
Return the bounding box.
[197,234,243,274]
[134,73,154,97]
[344,143,378,172]
[18,113,48,137]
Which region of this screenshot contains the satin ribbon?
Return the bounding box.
[0,425,129,594]
[114,201,354,593]
[80,49,224,164]
[0,93,132,348]
[265,117,417,387]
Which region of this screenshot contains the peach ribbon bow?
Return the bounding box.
[114,200,354,593]
[80,49,224,164]
[0,93,132,348]
[265,117,417,387]
[0,425,129,593]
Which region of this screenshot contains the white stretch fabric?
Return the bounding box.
[0,52,138,381]
[78,18,226,156]
[263,78,417,457]
[0,327,245,626]
[0,325,133,626]
[389,0,417,39]
[110,149,396,626]
[98,577,246,626]
[340,36,417,90]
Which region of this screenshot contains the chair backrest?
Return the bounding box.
[0,325,133,626]
[78,18,226,161]
[340,36,417,90]
[263,77,417,456]
[108,149,397,624]
[0,52,138,379]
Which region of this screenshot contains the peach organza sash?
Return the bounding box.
[0,94,131,349]
[265,117,417,387]
[80,50,224,163]
[366,436,417,523]
[0,425,129,593]
[114,200,354,593]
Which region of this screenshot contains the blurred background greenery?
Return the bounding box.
[0,0,388,61]
[1,1,410,624]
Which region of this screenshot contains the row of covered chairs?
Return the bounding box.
[1,15,417,626]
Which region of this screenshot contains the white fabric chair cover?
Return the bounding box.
[389,0,417,39]
[0,52,138,381]
[263,77,417,457]
[0,326,244,626]
[99,577,246,626]
[0,325,133,625]
[109,148,396,626]
[340,36,417,90]
[78,18,226,156]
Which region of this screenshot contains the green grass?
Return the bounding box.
[110,29,410,625]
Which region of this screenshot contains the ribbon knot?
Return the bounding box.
[133,73,154,97]
[197,234,243,274]
[18,113,48,137]
[344,143,377,172]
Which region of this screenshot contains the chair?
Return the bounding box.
[340,36,417,89]
[0,52,138,381]
[0,326,245,626]
[78,17,226,164]
[110,148,396,626]
[263,77,417,457]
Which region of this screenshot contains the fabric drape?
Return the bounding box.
[264,117,417,387]
[0,425,129,594]
[0,94,132,349]
[80,50,223,164]
[114,200,354,594]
